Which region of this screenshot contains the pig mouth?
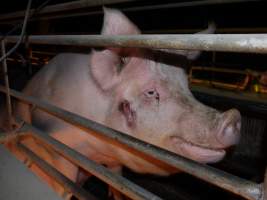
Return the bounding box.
[171,136,226,163]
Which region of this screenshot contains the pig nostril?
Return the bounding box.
[218,122,240,147]
[217,109,241,147]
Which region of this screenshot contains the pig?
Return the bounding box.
[6,8,241,199]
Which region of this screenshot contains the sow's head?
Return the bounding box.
[90,8,241,164]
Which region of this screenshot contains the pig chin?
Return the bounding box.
[171,136,226,163]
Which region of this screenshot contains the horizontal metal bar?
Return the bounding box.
[17,143,99,200]
[17,120,162,200]
[0,85,262,200]
[5,34,267,53]
[191,85,267,105]
[191,66,248,74]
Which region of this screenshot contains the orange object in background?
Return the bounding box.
[189,66,267,94]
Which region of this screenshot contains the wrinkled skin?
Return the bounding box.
[5,8,241,198]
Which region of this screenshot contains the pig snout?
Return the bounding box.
[216,109,241,147]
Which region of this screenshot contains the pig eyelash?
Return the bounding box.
[144,89,160,101]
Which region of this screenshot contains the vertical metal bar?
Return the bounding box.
[17,143,99,200]
[1,40,12,129]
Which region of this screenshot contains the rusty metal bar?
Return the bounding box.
[1,40,12,129]
[191,84,267,105]
[17,120,162,200]
[5,34,267,54]
[189,66,250,90]
[0,86,262,200]
[17,143,99,200]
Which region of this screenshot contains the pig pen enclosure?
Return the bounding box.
[1,0,267,200]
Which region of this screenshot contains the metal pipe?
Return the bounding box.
[191,84,267,105]
[17,143,99,200]
[0,86,262,200]
[0,0,260,23]
[5,34,267,54]
[18,120,162,200]
[191,66,248,74]
[1,40,12,129]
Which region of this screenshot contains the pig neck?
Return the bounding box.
[72,67,111,126]
[26,53,111,126]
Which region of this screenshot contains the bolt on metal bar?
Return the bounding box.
[0,86,262,200]
[5,34,267,54]
[17,120,162,200]
[1,40,12,129]
[17,143,99,200]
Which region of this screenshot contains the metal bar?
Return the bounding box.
[5,34,267,54]
[17,120,162,200]
[191,66,248,74]
[191,84,267,105]
[17,143,99,200]
[0,86,262,200]
[1,40,12,129]
[0,0,260,23]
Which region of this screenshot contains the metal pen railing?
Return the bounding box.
[0,86,262,200]
[5,34,267,53]
[1,33,267,200]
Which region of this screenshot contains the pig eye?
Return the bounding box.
[144,89,160,101]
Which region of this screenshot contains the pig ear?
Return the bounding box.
[164,22,216,60]
[90,49,121,91]
[102,7,140,35]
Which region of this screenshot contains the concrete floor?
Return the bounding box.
[0,145,62,200]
